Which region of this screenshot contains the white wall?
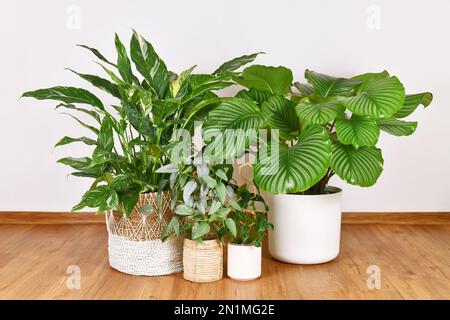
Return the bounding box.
[1,0,449,212]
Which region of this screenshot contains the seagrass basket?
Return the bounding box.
[183,238,223,282]
[105,192,183,276]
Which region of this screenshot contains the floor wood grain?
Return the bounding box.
[0,224,448,299]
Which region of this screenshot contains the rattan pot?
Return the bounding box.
[105,192,183,276]
[183,238,223,282]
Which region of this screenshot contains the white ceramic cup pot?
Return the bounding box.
[266,187,342,264]
[227,243,262,281]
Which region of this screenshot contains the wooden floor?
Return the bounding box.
[0,223,449,299]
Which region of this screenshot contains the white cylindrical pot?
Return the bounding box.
[227,243,262,281]
[267,187,342,264]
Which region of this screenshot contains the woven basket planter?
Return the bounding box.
[183,238,223,282]
[105,192,183,276]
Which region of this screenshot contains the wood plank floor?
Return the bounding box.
[0,224,448,299]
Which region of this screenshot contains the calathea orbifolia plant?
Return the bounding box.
[204,65,432,194]
[21,31,261,214]
[158,158,239,243]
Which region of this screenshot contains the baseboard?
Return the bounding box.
[0,211,449,225]
[341,212,450,225]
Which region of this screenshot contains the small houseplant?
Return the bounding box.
[226,181,272,281]
[205,65,433,264]
[21,30,260,275]
[159,158,237,282]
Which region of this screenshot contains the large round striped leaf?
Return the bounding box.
[236,88,272,105]
[394,92,433,119]
[234,65,293,95]
[203,99,264,159]
[261,95,299,137]
[335,114,380,148]
[331,142,383,187]
[296,99,344,125]
[378,118,417,136]
[342,76,405,119]
[304,70,362,98]
[254,125,332,194]
[351,70,390,82]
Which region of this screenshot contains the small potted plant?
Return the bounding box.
[205,65,433,264]
[226,182,272,281]
[159,159,236,282]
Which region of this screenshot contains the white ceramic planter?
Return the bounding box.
[227,243,262,281]
[266,187,342,264]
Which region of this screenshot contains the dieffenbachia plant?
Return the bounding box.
[21,30,261,215]
[204,65,433,194]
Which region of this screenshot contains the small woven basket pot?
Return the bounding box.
[105,192,183,276]
[183,238,223,282]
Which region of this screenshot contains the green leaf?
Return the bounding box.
[62,113,99,135]
[163,216,180,239]
[90,147,111,167]
[55,136,96,147]
[138,203,153,215]
[203,175,217,188]
[209,208,231,222]
[123,103,155,136]
[331,142,383,187]
[119,190,140,216]
[97,116,114,151]
[22,86,104,110]
[209,200,221,215]
[114,34,134,84]
[106,190,120,211]
[215,182,227,203]
[225,218,237,238]
[236,88,272,105]
[170,65,196,97]
[213,52,263,74]
[57,157,91,171]
[234,65,293,95]
[262,95,300,137]
[204,99,264,159]
[192,222,210,240]
[55,103,101,123]
[378,118,417,136]
[175,204,194,216]
[254,125,332,193]
[229,198,242,211]
[77,44,117,67]
[342,76,405,119]
[96,62,125,85]
[304,70,362,98]
[296,99,344,125]
[394,92,433,118]
[67,68,122,99]
[293,82,313,96]
[335,114,380,148]
[72,185,110,211]
[351,70,390,82]
[215,169,228,181]
[130,30,169,98]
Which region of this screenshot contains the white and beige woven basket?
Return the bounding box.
[105,192,183,276]
[183,238,223,282]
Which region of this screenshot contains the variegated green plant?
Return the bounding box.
[158,159,238,242]
[21,30,261,215]
[205,65,433,194]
